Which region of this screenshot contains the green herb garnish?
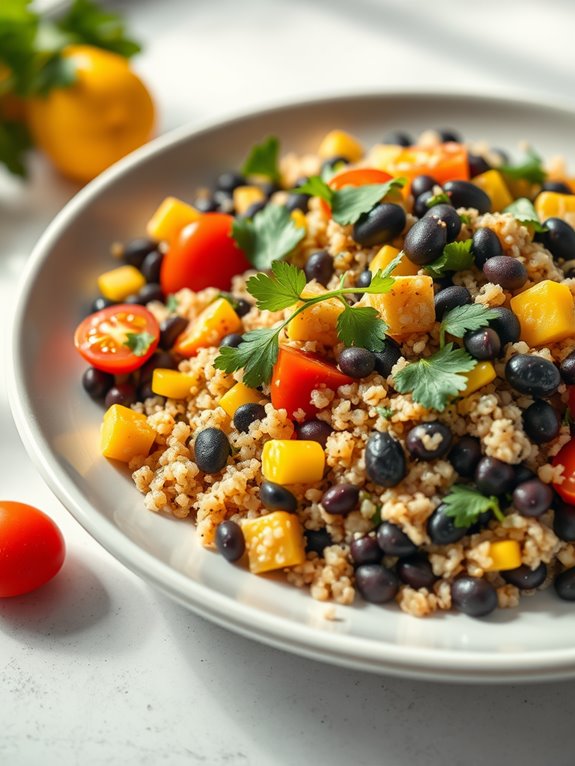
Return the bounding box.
[426,192,450,207]
[124,332,156,357]
[232,204,306,270]
[0,120,32,177]
[376,406,394,420]
[241,135,280,182]
[442,485,505,528]
[424,239,474,278]
[504,197,547,233]
[438,303,500,348]
[500,147,546,185]
[57,0,141,58]
[165,294,179,313]
[459,213,472,224]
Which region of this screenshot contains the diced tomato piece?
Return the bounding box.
[553,438,575,504]
[380,143,470,186]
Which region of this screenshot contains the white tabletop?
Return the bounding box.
[3,2,575,764]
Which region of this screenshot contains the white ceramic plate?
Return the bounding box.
[10,90,575,683]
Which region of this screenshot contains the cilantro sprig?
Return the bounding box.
[426,192,450,208]
[214,259,397,387]
[124,332,156,357]
[504,197,547,233]
[442,485,505,528]
[232,204,306,270]
[500,147,546,185]
[241,135,280,182]
[293,175,407,226]
[424,239,474,278]
[438,303,500,348]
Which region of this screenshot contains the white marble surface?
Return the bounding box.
[3,1,575,764]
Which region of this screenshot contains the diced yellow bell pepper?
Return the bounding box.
[100,404,156,462]
[151,369,198,399]
[363,275,435,337]
[369,244,419,277]
[461,361,496,397]
[286,281,343,345]
[510,280,575,347]
[146,196,201,244]
[242,511,306,574]
[568,179,575,194]
[472,170,513,212]
[173,298,242,357]
[232,185,265,216]
[484,540,522,572]
[318,130,363,163]
[219,381,263,417]
[262,439,325,485]
[97,265,145,302]
[290,208,307,233]
[534,191,575,228]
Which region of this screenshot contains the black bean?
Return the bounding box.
[127,282,163,305]
[468,153,491,178]
[159,316,189,350]
[194,196,219,213]
[355,564,399,603]
[433,285,472,320]
[512,479,553,517]
[213,190,235,214]
[122,238,157,268]
[471,227,503,269]
[373,338,401,378]
[448,436,482,479]
[320,156,349,177]
[487,307,520,346]
[505,355,560,397]
[554,568,575,601]
[560,351,575,384]
[502,562,547,590]
[321,483,359,516]
[241,200,266,220]
[540,217,575,261]
[285,193,310,214]
[355,270,372,289]
[451,576,498,617]
[413,191,441,219]
[138,380,159,401]
[194,428,231,473]
[406,422,453,460]
[91,296,115,313]
[234,298,252,317]
[376,521,418,556]
[542,180,573,194]
[444,180,491,214]
[397,554,437,590]
[304,250,334,286]
[438,128,462,143]
[140,250,164,283]
[258,180,281,198]
[350,536,383,566]
[305,528,333,555]
[365,432,407,487]
[483,256,528,291]
[295,419,332,448]
[424,203,461,243]
[463,327,501,360]
[522,400,561,444]
[467,510,495,536]
[139,351,178,382]
[82,367,114,401]
[220,333,243,348]
[410,174,438,198]
[427,504,470,545]
[403,216,447,265]
[338,347,376,379]
[216,171,245,193]
[382,130,412,147]
[104,382,137,408]
[352,203,406,247]
[475,456,516,495]
[233,402,266,433]
[553,501,575,541]
[513,464,536,485]
[215,520,245,562]
[260,481,297,513]
[434,277,454,294]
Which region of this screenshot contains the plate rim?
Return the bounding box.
[10,87,575,683]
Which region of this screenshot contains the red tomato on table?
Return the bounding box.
[0,502,65,597]
[160,213,250,293]
[553,438,575,504]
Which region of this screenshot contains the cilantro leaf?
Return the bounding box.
[376,406,393,420]
[500,147,546,185]
[241,135,280,182]
[393,343,476,411]
[246,260,306,311]
[124,332,156,357]
[424,239,474,278]
[504,197,547,233]
[232,204,305,270]
[442,485,505,528]
[440,303,500,343]
[426,192,450,207]
[56,0,141,58]
[214,326,280,388]
[336,304,388,351]
[361,267,396,294]
[165,294,179,313]
[293,176,333,203]
[0,119,32,177]
[459,213,472,224]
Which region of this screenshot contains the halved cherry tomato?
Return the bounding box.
[320,168,393,216]
[160,213,251,294]
[0,501,65,597]
[553,438,575,504]
[378,143,470,186]
[271,346,353,418]
[74,304,159,374]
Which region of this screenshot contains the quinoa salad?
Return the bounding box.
[74,126,575,619]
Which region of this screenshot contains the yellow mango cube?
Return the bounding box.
[461,361,496,397]
[151,369,197,399]
[290,208,307,233]
[101,404,156,462]
[242,511,306,574]
[219,382,263,417]
[510,280,575,347]
[363,275,435,337]
[318,130,363,163]
[484,540,522,572]
[472,170,513,212]
[535,191,575,228]
[173,298,242,356]
[146,196,201,244]
[366,143,404,172]
[232,185,265,216]
[97,265,145,302]
[369,245,419,277]
[286,281,344,345]
[262,440,325,485]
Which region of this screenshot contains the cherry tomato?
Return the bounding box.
[568,386,575,419]
[553,439,575,504]
[271,347,353,418]
[380,143,470,186]
[160,213,251,294]
[74,304,159,374]
[320,168,393,216]
[0,502,65,597]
